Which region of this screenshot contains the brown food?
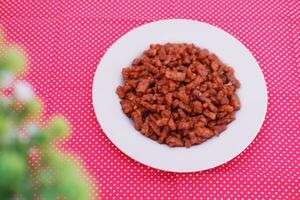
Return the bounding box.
[116,43,241,148]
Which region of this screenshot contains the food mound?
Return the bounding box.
[116,43,241,148]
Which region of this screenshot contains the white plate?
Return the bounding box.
[92,19,268,172]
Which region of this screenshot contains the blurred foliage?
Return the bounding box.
[0,31,92,199]
[0,46,25,73]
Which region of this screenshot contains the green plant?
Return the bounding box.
[0,31,92,200]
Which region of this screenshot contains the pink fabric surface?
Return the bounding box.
[1,0,299,199]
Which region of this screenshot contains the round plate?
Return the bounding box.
[92,19,267,172]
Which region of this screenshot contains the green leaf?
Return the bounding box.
[30,131,50,146]
[25,98,42,118]
[19,172,34,200]
[47,117,69,139]
[0,151,26,194]
[40,186,59,200]
[0,115,14,145]
[0,46,25,74]
[39,151,91,200]
[0,115,10,138]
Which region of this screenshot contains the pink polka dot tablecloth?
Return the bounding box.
[1,0,299,199]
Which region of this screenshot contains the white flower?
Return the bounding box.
[0,71,14,87]
[26,123,39,136]
[18,131,30,143]
[14,81,34,102]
